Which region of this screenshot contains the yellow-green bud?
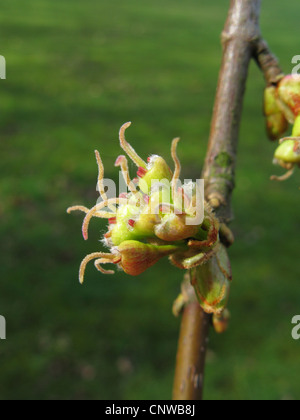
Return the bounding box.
[155,213,199,242]
[117,240,184,276]
[264,86,288,141]
[131,210,158,238]
[138,156,173,194]
[190,244,232,315]
[149,185,172,209]
[277,75,300,124]
[274,139,300,165]
[110,204,139,246]
[292,115,300,137]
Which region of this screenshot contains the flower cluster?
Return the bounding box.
[68,123,232,315]
[264,74,300,181]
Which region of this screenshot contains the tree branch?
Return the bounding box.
[253,38,283,85]
[173,301,210,400]
[203,0,262,223]
[173,0,262,401]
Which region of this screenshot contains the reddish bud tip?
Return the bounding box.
[82,226,88,241]
[137,167,148,178]
[128,219,136,228]
[115,155,125,166]
[109,217,117,224]
[294,141,300,153]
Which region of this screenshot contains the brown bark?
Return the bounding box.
[203,0,262,224]
[173,302,210,400]
[253,38,283,85]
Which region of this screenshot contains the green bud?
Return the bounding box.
[264,86,288,141]
[264,86,280,115]
[154,213,199,242]
[149,185,173,208]
[190,244,231,315]
[266,114,288,141]
[292,114,300,137]
[117,240,184,276]
[138,156,173,194]
[110,204,140,246]
[274,139,300,165]
[131,211,158,238]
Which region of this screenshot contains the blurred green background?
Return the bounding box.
[0,0,299,400]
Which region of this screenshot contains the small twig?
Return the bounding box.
[253,38,284,85]
[173,0,263,401]
[203,0,262,223]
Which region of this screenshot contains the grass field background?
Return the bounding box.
[0,0,299,400]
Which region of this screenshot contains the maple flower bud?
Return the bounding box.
[277,74,300,123]
[264,86,288,141]
[68,122,226,286]
[138,156,173,194]
[190,244,232,315]
[131,211,158,238]
[116,240,185,276]
[149,184,173,211]
[154,213,199,242]
[110,204,140,246]
[271,138,300,182]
